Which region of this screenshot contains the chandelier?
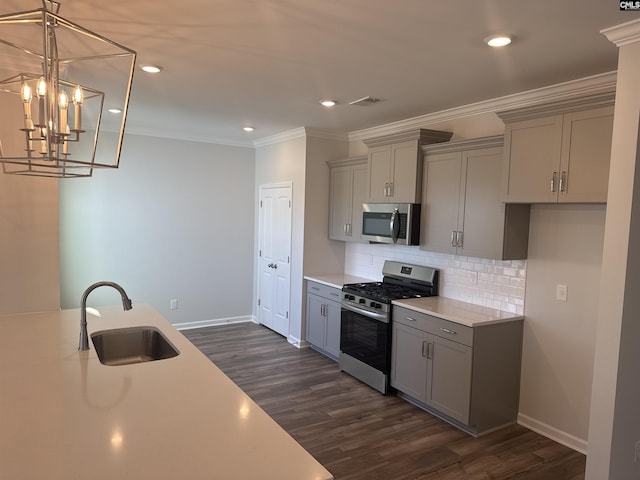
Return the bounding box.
[0,1,136,178]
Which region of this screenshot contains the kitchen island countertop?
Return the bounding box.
[0,305,332,480]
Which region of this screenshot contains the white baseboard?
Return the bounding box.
[174,315,256,331]
[517,413,588,455]
[287,335,309,348]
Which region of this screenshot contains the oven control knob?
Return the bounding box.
[345,294,355,301]
[358,298,365,304]
[370,301,377,308]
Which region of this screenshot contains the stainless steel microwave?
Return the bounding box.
[361,203,421,245]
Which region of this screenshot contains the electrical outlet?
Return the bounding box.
[635,440,640,463]
[170,299,178,310]
[556,284,568,302]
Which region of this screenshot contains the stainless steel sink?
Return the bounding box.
[91,326,180,366]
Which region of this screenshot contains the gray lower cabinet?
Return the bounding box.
[391,306,523,436]
[306,281,342,360]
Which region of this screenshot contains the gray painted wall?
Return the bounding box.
[59,132,255,325]
[520,204,605,450]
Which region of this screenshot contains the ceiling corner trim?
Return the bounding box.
[601,19,640,47]
[123,125,254,148]
[348,71,617,143]
[252,127,307,148]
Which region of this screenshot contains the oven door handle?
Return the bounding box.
[341,303,389,323]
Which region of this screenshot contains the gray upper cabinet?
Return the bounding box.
[327,156,368,242]
[363,129,453,204]
[421,136,530,260]
[498,93,615,204]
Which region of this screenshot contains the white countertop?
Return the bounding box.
[304,273,376,289]
[0,305,332,480]
[392,297,524,327]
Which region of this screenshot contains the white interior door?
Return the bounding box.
[258,184,292,337]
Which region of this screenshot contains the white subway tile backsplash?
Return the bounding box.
[344,243,526,315]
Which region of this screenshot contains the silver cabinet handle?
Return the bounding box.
[451,230,456,247]
[456,230,463,248]
[427,342,433,359]
[404,316,417,322]
[440,327,457,335]
[273,263,278,269]
[421,341,427,358]
[388,182,393,197]
[551,171,557,192]
[347,223,352,236]
[343,224,347,236]
[560,171,566,192]
[384,182,389,197]
[310,285,320,291]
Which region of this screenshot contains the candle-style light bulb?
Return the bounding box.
[21,83,32,103]
[59,90,68,135]
[21,83,33,130]
[36,77,46,127]
[72,84,83,131]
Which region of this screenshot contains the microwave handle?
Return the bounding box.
[390,208,400,243]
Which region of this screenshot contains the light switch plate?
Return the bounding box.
[556,284,568,302]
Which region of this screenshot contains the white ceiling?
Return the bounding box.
[1,0,637,146]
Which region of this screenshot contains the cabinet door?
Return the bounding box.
[420,151,463,254]
[559,106,614,203]
[350,164,368,241]
[391,322,428,402]
[324,300,342,359]
[368,145,392,202]
[306,294,326,349]
[389,140,421,203]
[459,147,504,258]
[329,166,352,240]
[427,335,473,424]
[503,115,563,203]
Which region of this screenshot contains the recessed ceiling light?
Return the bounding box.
[141,64,163,73]
[485,35,512,47]
[108,108,122,114]
[243,126,255,132]
[320,100,336,107]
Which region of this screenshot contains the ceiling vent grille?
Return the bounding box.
[349,96,380,106]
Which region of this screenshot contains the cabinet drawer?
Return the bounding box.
[306,281,343,303]
[393,306,473,347]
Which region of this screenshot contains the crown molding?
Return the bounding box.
[326,154,368,168]
[303,128,349,142]
[421,135,504,155]
[496,91,615,123]
[123,125,254,148]
[602,19,640,47]
[252,127,307,148]
[348,71,617,143]
[362,128,453,148]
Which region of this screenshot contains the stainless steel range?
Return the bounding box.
[339,260,439,394]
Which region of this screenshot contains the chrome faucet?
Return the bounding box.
[78,281,133,351]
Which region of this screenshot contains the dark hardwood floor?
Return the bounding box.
[182,322,586,480]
